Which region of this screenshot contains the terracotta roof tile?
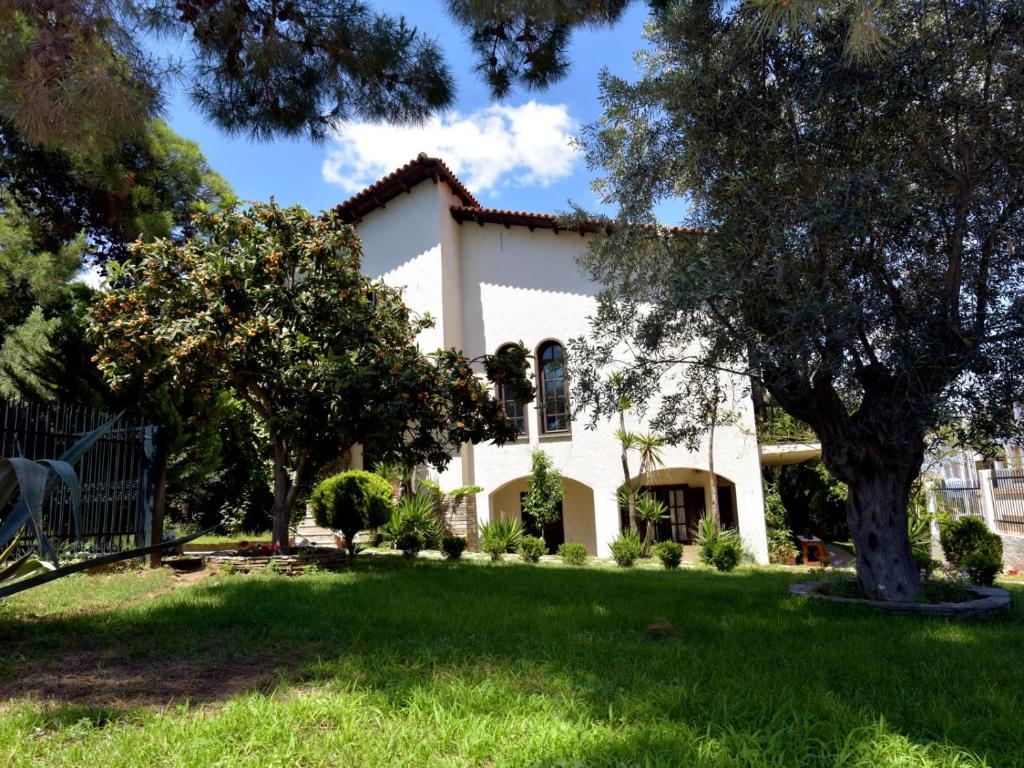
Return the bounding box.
[333,153,479,223]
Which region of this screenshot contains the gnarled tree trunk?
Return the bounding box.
[843,461,921,601]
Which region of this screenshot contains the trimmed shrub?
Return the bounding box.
[480,518,523,561]
[517,535,547,563]
[558,542,589,566]
[695,515,746,572]
[963,551,1001,587]
[653,540,683,569]
[395,531,424,558]
[310,470,394,557]
[441,536,468,560]
[609,529,644,568]
[940,516,1002,569]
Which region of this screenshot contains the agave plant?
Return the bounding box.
[0,415,213,599]
[379,491,444,549]
[479,517,524,560]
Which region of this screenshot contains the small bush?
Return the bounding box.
[379,492,443,549]
[940,516,1002,585]
[479,518,524,561]
[940,516,996,565]
[695,516,746,572]
[963,551,1001,586]
[919,575,971,603]
[310,470,394,557]
[395,531,424,559]
[609,529,644,567]
[653,540,683,569]
[558,542,589,566]
[517,535,547,563]
[441,536,467,560]
[708,537,744,572]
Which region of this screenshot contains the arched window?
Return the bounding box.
[495,343,527,435]
[537,340,569,433]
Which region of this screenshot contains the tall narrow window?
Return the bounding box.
[496,343,527,435]
[537,340,569,433]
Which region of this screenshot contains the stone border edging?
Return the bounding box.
[204,547,349,576]
[789,580,1011,618]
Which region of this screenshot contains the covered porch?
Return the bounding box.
[622,467,738,543]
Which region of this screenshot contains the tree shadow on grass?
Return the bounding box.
[1,559,1022,763]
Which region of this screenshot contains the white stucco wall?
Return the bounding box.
[354,178,768,561]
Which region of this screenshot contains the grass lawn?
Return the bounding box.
[183,532,272,547]
[0,560,1022,767]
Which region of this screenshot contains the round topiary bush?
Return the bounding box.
[395,531,424,559]
[609,529,643,567]
[517,535,547,563]
[557,541,589,566]
[441,535,468,560]
[941,517,1002,567]
[653,540,683,569]
[310,470,395,557]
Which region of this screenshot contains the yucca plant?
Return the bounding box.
[635,492,668,555]
[379,491,444,549]
[479,518,524,561]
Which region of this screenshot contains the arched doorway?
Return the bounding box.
[621,467,738,543]
[489,476,598,554]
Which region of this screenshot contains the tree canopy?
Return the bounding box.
[90,202,532,550]
[566,0,1024,601]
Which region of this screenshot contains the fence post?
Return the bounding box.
[978,468,998,533]
[137,426,158,550]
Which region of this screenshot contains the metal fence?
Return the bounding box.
[1,399,155,555]
[991,469,1024,535]
[933,481,984,521]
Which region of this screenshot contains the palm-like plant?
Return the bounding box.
[379,491,443,549]
[634,492,669,554]
[634,432,667,486]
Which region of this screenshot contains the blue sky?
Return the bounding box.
[156,2,681,222]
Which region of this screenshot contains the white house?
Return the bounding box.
[336,154,770,561]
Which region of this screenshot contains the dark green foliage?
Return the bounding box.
[310,471,394,557]
[568,0,1024,600]
[516,535,547,564]
[908,515,934,575]
[479,518,523,561]
[522,450,563,534]
[447,1,631,98]
[395,531,424,559]
[695,516,745,572]
[609,529,643,568]
[763,481,797,564]
[962,552,1002,588]
[380,492,444,550]
[557,541,588,566]
[653,540,683,570]
[764,462,848,540]
[441,536,467,561]
[940,517,1001,567]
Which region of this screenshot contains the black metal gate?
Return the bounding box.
[0,399,156,555]
[991,469,1024,535]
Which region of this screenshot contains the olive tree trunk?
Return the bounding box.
[844,463,921,601]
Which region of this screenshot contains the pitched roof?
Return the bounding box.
[449,205,611,235]
[334,155,704,236]
[333,153,479,223]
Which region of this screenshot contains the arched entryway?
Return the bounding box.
[489,476,598,554]
[621,467,738,543]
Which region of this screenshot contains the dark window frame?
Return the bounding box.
[535,339,571,435]
[495,343,527,436]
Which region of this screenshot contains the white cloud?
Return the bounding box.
[322,101,580,198]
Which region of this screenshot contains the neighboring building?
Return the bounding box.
[337,154,770,561]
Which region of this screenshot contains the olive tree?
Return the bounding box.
[565,0,1024,601]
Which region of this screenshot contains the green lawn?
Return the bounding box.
[0,560,1021,767]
